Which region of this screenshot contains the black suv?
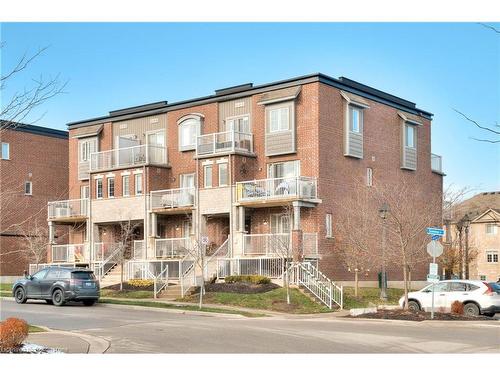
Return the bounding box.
[12,267,100,306]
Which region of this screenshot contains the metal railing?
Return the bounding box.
[243,233,290,256]
[90,144,167,172]
[93,243,120,262]
[155,237,190,258]
[48,199,89,220]
[236,177,317,201]
[180,256,196,298]
[125,259,193,280]
[216,257,288,279]
[133,240,145,259]
[141,266,170,299]
[51,244,87,263]
[431,153,443,174]
[204,238,230,279]
[196,130,253,156]
[150,187,195,210]
[286,262,343,309]
[92,243,122,280]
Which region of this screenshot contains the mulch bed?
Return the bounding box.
[351,309,494,321]
[103,282,154,291]
[204,282,279,294]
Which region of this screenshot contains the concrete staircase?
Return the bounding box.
[158,283,196,300]
[99,264,122,288]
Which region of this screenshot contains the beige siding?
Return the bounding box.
[199,187,231,215]
[403,146,417,170]
[91,196,146,223]
[113,114,167,147]
[265,101,296,156]
[347,132,363,158]
[218,97,251,131]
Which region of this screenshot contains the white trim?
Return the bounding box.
[93,174,104,179]
[132,169,143,175]
[340,91,371,109]
[120,171,131,176]
[105,173,115,178]
[24,181,33,196]
[397,111,423,126]
[107,176,115,198]
[218,162,228,187]
[201,160,214,166]
[216,158,229,164]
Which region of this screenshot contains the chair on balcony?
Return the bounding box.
[244,184,268,198]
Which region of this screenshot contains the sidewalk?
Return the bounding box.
[27,329,110,353]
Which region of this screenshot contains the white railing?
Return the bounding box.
[431,153,443,174]
[204,238,230,280]
[125,259,193,280]
[216,257,288,279]
[196,130,253,156]
[93,242,120,262]
[51,244,87,263]
[143,266,170,299]
[150,187,195,210]
[133,240,145,259]
[243,233,290,256]
[236,177,317,202]
[302,233,319,257]
[48,199,89,220]
[286,262,343,309]
[90,144,167,172]
[93,244,122,280]
[180,256,196,298]
[155,237,190,258]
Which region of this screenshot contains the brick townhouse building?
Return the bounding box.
[42,73,443,290]
[0,123,68,278]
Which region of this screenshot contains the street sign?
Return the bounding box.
[427,274,440,283]
[429,262,438,276]
[201,236,209,245]
[426,227,444,236]
[426,240,443,258]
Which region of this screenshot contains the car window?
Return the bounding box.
[71,271,95,280]
[449,282,467,292]
[32,269,48,280]
[466,283,480,291]
[46,269,60,279]
[423,283,449,292]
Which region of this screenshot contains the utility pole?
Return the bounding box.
[378,203,390,301]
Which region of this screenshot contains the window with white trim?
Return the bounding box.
[107,177,115,198]
[486,223,497,235]
[134,174,143,195]
[204,165,212,188]
[79,137,97,162]
[179,118,200,150]
[1,142,10,159]
[24,181,32,195]
[325,214,333,238]
[486,251,498,263]
[366,167,373,187]
[122,175,130,197]
[96,178,103,199]
[480,275,486,281]
[405,124,416,148]
[269,107,290,132]
[349,106,362,133]
[226,115,250,133]
[218,163,228,187]
[267,160,300,179]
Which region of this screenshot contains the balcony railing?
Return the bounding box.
[133,240,145,259]
[155,237,191,258]
[236,177,317,202]
[90,144,167,172]
[150,187,195,210]
[52,244,87,263]
[48,199,89,220]
[243,232,318,257]
[196,130,253,157]
[431,153,443,174]
[93,242,121,262]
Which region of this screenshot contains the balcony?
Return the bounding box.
[196,130,253,157]
[150,187,195,213]
[155,237,191,259]
[51,244,88,263]
[48,199,89,222]
[236,177,318,206]
[242,232,318,257]
[90,144,168,172]
[431,153,444,174]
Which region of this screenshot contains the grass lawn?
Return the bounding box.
[28,325,46,333]
[100,289,153,299]
[342,287,403,310]
[179,287,332,314]
[1,283,12,291]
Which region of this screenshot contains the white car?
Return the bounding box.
[399,280,500,317]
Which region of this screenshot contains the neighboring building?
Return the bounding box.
[41,73,443,287]
[445,192,500,282]
[0,122,68,277]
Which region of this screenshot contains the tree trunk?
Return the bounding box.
[408,267,412,292]
[120,261,124,291]
[403,264,408,310]
[354,270,359,297]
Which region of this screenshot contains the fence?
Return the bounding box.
[236,177,317,201]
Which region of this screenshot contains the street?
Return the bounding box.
[1,299,499,353]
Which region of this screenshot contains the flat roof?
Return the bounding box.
[1,121,68,139]
[67,72,433,129]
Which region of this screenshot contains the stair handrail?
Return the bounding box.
[149,265,169,299]
[95,245,123,281]
[179,254,196,298]
[203,237,229,280]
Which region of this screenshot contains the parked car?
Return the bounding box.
[12,267,100,306]
[399,280,500,317]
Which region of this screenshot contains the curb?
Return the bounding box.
[29,327,110,354]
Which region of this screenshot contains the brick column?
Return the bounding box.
[291,229,303,262]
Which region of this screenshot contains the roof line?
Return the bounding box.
[1,121,68,139]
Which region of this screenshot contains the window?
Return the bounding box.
[449,282,468,292]
[349,106,362,133]
[1,142,9,159]
[79,138,97,162]
[179,118,200,150]
[270,214,290,234]
[366,167,373,187]
[122,175,130,197]
[269,107,290,132]
[135,174,143,195]
[267,160,300,179]
[107,177,115,198]
[24,181,32,195]
[486,251,498,263]
[218,163,228,186]
[32,269,48,280]
[96,178,103,199]
[486,224,497,235]
[147,130,165,147]
[325,214,333,238]
[81,185,89,199]
[226,116,250,133]
[180,173,195,188]
[46,268,71,279]
[405,124,416,148]
[204,165,212,188]
[480,275,486,281]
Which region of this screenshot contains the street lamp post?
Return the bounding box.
[462,213,471,280]
[379,203,390,301]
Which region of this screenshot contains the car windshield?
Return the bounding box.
[71,271,95,280]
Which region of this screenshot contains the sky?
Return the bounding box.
[1,23,499,193]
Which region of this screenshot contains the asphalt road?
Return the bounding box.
[1,299,499,353]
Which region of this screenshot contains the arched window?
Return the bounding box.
[178,114,203,151]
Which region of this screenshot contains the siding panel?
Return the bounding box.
[113,114,167,147]
[348,132,363,158]
[218,97,251,131]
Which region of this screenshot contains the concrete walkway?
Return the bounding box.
[27,329,110,353]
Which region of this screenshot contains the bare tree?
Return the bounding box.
[0,43,67,134]
[16,222,50,273]
[114,220,141,291]
[453,109,499,144]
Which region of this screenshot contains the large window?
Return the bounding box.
[226,116,250,133]
[486,223,497,235]
[269,107,290,132]
[134,174,143,195]
[405,124,416,148]
[24,181,32,195]
[349,106,362,133]
[79,138,97,162]
[96,178,103,199]
[147,130,165,147]
[486,251,498,263]
[204,165,213,188]
[270,214,290,234]
[325,214,333,238]
[267,160,300,179]
[122,175,130,197]
[218,163,228,187]
[1,142,10,159]
[179,118,200,150]
[107,177,115,198]
[180,173,195,188]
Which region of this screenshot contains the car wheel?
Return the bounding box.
[14,287,27,304]
[51,289,65,307]
[407,300,421,312]
[82,299,97,306]
[464,302,480,317]
[45,299,53,305]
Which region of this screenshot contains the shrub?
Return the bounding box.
[225,275,271,285]
[451,300,464,315]
[128,279,154,288]
[0,317,29,352]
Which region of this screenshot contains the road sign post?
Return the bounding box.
[426,239,443,319]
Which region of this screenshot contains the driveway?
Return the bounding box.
[1,299,499,353]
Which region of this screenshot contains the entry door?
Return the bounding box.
[270,214,290,234]
[117,136,140,166]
